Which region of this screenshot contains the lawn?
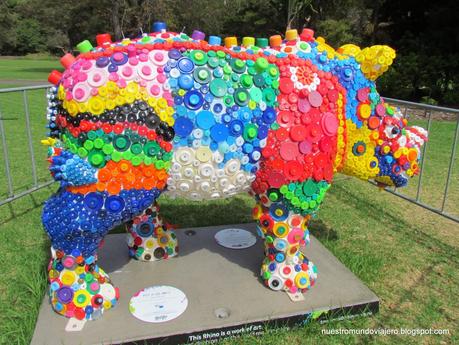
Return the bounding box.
[0,56,59,87]
[0,59,458,345]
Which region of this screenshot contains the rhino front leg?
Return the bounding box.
[126,202,178,261]
[43,190,120,320]
[252,192,318,294]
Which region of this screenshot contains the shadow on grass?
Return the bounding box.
[21,67,55,74]
[332,181,459,266]
[309,218,339,242]
[0,184,56,226]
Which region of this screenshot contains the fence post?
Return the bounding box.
[23,89,39,187]
[441,114,459,212]
[0,106,14,198]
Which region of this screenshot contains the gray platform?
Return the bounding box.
[31,223,379,345]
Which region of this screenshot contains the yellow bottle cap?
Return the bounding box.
[285,29,298,41]
[242,37,255,47]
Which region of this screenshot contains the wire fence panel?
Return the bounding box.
[0,87,457,222]
[379,97,459,222]
[0,84,56,206]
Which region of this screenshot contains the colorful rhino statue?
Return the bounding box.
[43,22,427,321]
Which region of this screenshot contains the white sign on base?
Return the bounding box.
[129,285,188,323]
[214,228,257,249]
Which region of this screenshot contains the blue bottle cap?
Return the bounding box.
[152,22,167,32]
[262,107,277,124]
[96,57,110,68]
[229,120,243,135]
[105,195,125,213]
[184,90,204,110]
[168,49,182,60]
[177,58,195,73]
[196,110,216,129]
[84,192,103,211]
[174,117,193,137]
[210,124,229,142]
[257,125,269,139]
[108,64,118,72]
[178,74,194,89]
[208,36,222,45]
[137,222,154,237]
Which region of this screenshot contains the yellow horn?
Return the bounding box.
[338,44,396,81]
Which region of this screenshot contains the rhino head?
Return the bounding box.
[335,44,428,188]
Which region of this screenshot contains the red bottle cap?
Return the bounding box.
[60,53,76,69]
[300,28,315,41]
[96,33,112,47]
[48,70,62,85]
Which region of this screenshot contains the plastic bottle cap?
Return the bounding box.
[242,37,255,47]
[96,33,112,47]
[209,78,227,97]
[224,36,238,48]
[76,40,94,53]
[269,35,282,47]
[152,22,167,32]
[191,30,206,41]
[210,124,229,142]
[208,36,222,45]
[256,38,269,48]
[48,70,62,85]
[255,57,269,71]
[300,28,314,41]
[285,29,298,41]
[60,53,76,69]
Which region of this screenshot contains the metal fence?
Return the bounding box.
[0,85,457,222]
[0,84,55,206]
[379,97,459,222]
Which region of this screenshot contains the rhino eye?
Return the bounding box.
[385,125,401,139]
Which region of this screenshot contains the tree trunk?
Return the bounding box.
[111,0,123,40]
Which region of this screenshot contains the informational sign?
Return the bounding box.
[129,286,188,323]
[214,228,257,249]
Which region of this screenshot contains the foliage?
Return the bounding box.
[0,0,458,106]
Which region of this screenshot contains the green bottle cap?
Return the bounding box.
[256,38,269,48]
[83,140,94,150]
[122,151,133,160]
[240,75,253,88]
[94,138,104,149]
[76,40,93,53]
[243,124,258,140]
[209,78,227,97]
[88,151,104,166]
[111,151,122,162]
[102,144,114,155]
[132,156,142,166]
[77,147,88,158]
[255,57,269,71]
[130,143,143,155]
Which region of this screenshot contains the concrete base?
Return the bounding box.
[31,223,379,345]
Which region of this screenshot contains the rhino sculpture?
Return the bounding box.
[42,22,427,320]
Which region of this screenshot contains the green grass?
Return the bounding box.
[0,59,458,344]
[0,57,60,87]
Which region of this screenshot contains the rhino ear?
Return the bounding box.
[337,44,396,81]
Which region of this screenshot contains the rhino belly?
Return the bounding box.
[164,146,256,200]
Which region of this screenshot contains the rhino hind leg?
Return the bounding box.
[126,202,178,261]
[252,192,318,293]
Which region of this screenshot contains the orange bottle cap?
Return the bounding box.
[269,35,282,47]
[224,37,238,48]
